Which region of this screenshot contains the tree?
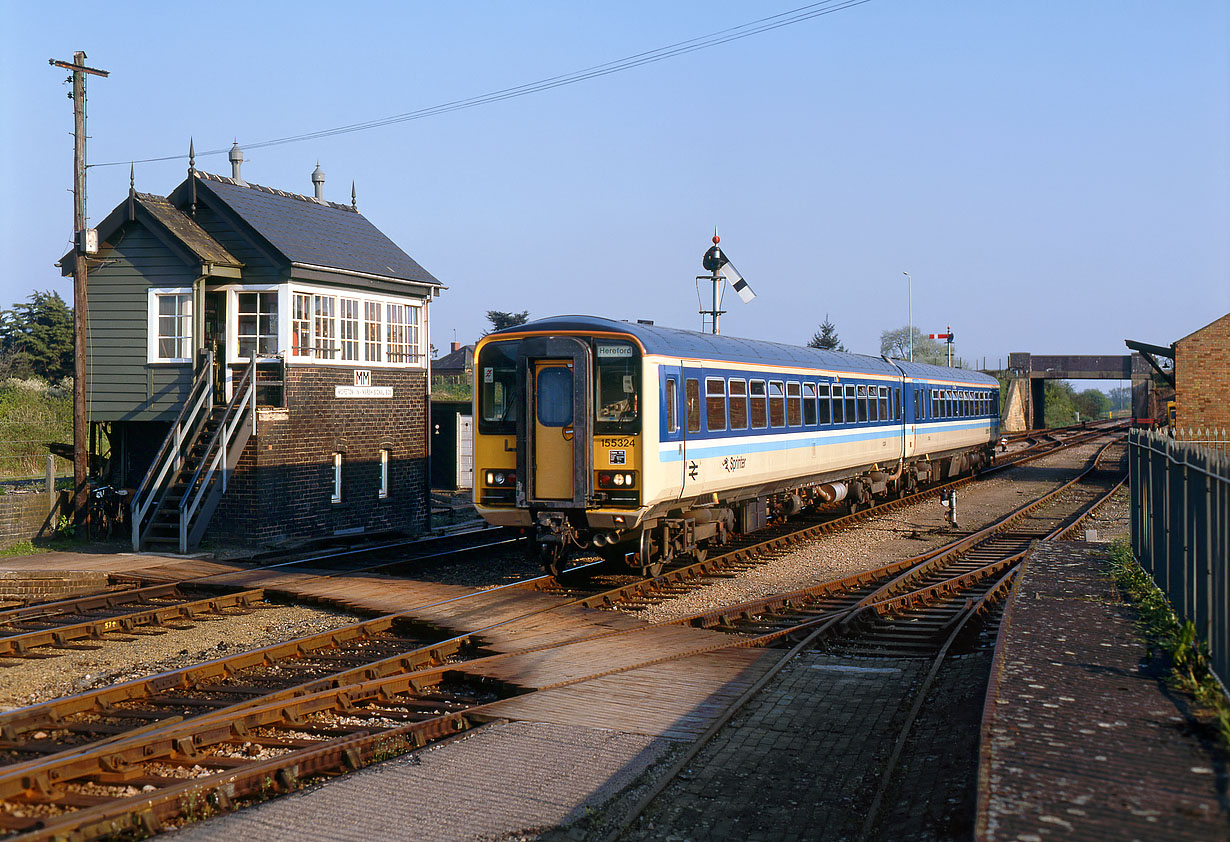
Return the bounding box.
[807,315,846,351]
[880,325,948,366]
[1044,380,1078,427]
[485,310,530,335]
[0,291,74,382]
[1073,388,1110,421]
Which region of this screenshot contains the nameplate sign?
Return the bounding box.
[335,385,393,398]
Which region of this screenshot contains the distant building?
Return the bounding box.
[65,152,443,550]
[432,341,475,389]
[1174,312,1230,432]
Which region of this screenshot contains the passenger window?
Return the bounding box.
[867,385,878,422]
[879,387,889,421]
[857,385,868,423]
[706,377,727,432]
[686,378,700,433]
[894,388,901,420]
[932,391,939,420]
[802,382,817,426]
[666,377,677,434]
[729,379,748,429]
[769,381,785,427]
[844,384,856,424]
[787,382,802,426]
[750,380,767,429]
[818,383,832,424]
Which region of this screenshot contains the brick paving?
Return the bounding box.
[978,541,1230,841]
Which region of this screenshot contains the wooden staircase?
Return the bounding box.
[130,353,258,553]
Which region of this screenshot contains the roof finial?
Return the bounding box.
[351,181,357,211]
[229,140,244,183]
[188,137,197,216]
[127,163,136,221]
[311,161,326,200]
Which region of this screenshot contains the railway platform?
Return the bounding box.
[976,540,1228,841]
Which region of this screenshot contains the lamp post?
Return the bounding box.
[903,271,912,361]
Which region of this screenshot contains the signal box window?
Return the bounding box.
[706,378,727,432]
[666,378,678,433]
[685,379,701,433]
[729,379,748,429]
[802,382,817,426]
[819,383,833,424]
[238,291,278,358]
[749,380,767,429]
[596,341,640,433]
[477,341,518,434]
[152,291,192,362]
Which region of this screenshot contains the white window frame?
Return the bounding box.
[332,452,343,503]
[147,288,194,364]
[235,288,280,360]
[378,449,389,499]
[340,297,360,361]
[287,284,425,368]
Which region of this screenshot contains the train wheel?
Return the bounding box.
[638,531,665,578]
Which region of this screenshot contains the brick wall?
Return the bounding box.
[210,365,429,546]
[1174,313,1230,432]
[0,490,67,551]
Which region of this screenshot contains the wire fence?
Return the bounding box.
[1129,428,1230,690]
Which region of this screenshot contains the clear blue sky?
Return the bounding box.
[2,1,1227,369]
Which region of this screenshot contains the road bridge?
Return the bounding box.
[1003,352,1154,430]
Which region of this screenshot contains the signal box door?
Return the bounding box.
[517,337,593,508]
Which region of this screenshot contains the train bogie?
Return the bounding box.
[473,316,999,577]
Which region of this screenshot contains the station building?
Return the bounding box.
[65,150,443,551]
[1173,312,1230,432]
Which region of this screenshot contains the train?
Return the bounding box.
[472,315,1001,577]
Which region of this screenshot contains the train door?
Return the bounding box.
[533,361,574,499]
[659,366,686,499]
[517,337,593,507]
[680,365,702,498]
[905,383,917,457]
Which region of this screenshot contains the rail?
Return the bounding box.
[129,349,214,551]
[1129,428,1230,690]
[178,353,258,553]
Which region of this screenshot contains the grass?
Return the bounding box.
[1108,536,1230,746]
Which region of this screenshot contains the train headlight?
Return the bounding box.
[613,473,625,486]
[623,473,634,486]
[597,471,636,489]
[485,470,515,487]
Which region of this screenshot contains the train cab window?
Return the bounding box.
[802,383,817,425]
[844,385,856,424]
[750,380,767,428]
[857,385,868,423]
[595,340,640,432]
[769,381,785,427]
[878,386,888,422]
[729,379,748,429]
[819,383,833,424]
[685,379,701,433]
[666,377,678,434]
[867,385,878,422]
[706,378,727,432]
[477,341,519,434]
[787,382,802,426]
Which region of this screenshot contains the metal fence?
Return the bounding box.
[1129,428,1230,689]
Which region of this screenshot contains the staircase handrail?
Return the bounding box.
[130,350,214,551]
[178,353,258,552]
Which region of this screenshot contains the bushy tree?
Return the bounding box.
[880,325,948,366]
[807,315,846,351]
[0,291,74,382]
[485,310,530,334]
[1073,388,1110,421]
[1044,381,1078,427]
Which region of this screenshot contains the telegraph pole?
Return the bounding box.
[50,52,109,526]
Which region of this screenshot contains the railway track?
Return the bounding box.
[0,427,1126,838]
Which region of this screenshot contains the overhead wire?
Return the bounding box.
[92,0,871,168]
